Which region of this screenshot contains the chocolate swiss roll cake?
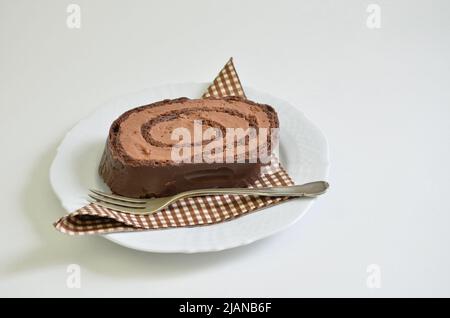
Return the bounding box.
[99,97,279,198]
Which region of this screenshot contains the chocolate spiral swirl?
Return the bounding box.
[100,97,279,197]
[108,97,278,164]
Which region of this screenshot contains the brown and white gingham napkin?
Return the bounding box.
[54,58,295,235]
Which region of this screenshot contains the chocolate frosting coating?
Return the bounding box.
[99,97,279,198]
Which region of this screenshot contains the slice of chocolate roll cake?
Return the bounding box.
[99,97,279,198]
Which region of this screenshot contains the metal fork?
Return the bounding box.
[88,181,329,215]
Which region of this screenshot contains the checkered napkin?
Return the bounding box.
[54,58,295,235]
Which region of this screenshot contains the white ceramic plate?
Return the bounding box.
[50,83,329,253]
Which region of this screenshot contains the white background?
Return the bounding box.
[1,0,449,297]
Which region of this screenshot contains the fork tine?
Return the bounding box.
[88,193,146,209]
[89,189,147,203]
[88,199,148,215]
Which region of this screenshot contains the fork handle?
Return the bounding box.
[173,181,329,200]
